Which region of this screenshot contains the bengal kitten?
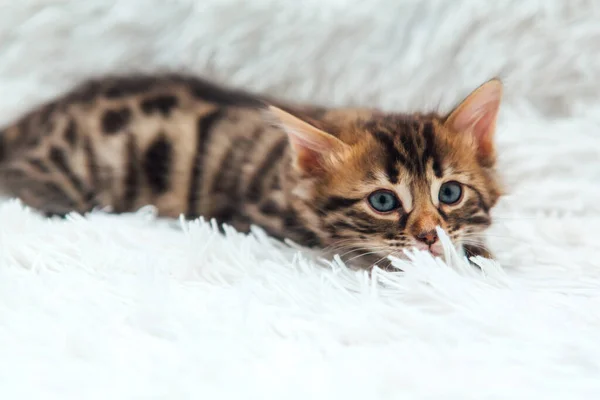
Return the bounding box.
[0,75,502,268]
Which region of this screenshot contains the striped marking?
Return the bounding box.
[143,134,172,195]
[372,131,403,184]
[421,122,443,178]
[104,77,156,98]
[258,199,281,216]
[320,196,361,214]
[64,120,78,148]
[83,136,100,191]
[187,78,264,108]
[101,107,131,135]
[48,146,86,196]
[211,146,236,194]
[398,212,409,230]
[282,209,321,247]
[466,215,492,227]
[187,109,224,218]
[141,95,178,117]
[464,184,491,213]
[437,207,449,221]
[28,159,50,173]
[121,134,140,211]
[245,137,288,203]
[399,131,418,165]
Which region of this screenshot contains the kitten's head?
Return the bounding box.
[270,80,503,268]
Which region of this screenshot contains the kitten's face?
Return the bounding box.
[303,116,501,265]
[272,80,503,267]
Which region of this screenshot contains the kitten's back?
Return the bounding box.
[0,74,284,219]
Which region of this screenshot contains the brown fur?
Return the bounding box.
[0,74,503,268]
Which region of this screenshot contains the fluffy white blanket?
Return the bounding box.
[1,0,599,398]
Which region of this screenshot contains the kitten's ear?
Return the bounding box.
[445,79,503,166]
[265,106,349,175]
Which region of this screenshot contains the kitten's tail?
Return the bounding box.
[0,103,51,164]
[0,102,71,211]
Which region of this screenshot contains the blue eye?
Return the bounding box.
[439,181,463,205]
[367,190,400,213]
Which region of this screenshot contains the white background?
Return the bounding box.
[0,1,599,398]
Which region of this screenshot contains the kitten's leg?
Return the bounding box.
[0,158,97,217]
[463,243,494,263]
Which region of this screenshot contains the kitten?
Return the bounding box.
[0,75,502,268]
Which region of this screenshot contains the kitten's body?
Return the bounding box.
[0,74,502,268]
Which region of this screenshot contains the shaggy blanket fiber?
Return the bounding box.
[1,0,600,398]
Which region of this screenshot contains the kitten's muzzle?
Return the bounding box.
[409,212,444,256]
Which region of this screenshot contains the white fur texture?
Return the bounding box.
[1,0,600,398]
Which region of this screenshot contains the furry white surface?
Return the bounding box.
[1,0,600,398]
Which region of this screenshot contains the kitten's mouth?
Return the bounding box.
[427,247,444,257]
[413,241,444,257]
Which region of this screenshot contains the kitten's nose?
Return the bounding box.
[415,230,438,246]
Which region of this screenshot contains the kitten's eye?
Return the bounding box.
[367,190,400,213]
[439,181,463,205]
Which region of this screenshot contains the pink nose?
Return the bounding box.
[415,230,438,246]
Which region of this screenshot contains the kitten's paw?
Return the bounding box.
[463,244,494,265]
[43,211,68,219]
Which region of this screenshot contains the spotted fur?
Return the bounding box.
[0,74,503,268]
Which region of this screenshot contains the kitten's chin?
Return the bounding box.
[328,242,457,270]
